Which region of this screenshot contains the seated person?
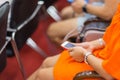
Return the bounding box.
[47,0,119,46]
[28,2,120,80]
[60,0,103,19]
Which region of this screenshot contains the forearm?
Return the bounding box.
[86,54,114,80]
[85,4,114,20]
[89,38,105,50]
[73,0,119,20]
[86,0,120,20]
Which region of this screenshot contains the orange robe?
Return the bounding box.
[53,4,120,80]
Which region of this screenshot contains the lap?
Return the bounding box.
[53,50,93,80]
[27,55,60,80]
[37,67,54,80]
[41,54,60,68]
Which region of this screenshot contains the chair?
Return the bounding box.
[0,1,9,72]
[43,0,58,9]
[6,0,47,57]
[73,70,105,80]
[47,5,62,21]
[6,0,46,79]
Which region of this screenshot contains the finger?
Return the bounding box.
[69,52,73,56]
[68,48,74,52]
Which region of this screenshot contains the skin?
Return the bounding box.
[28,0,120,79]
[27,54,60,80]
[71,0,119,20]
[47,0,120,46]
[27,38,114,80]
[61,0,104,19]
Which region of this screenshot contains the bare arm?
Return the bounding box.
[86,54,114,80]
[69,38,114,79]
[74,38,105,52]
[72,0,120,20]
[69,46,114,79]
[86,0,119,20]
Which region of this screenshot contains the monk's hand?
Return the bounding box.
[73,42,94,52]
[68,46,87,62]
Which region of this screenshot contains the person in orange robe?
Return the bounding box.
[27,3,120,80]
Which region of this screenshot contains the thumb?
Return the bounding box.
[68,48,74,52]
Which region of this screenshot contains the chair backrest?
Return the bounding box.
[43,0,58,9]
[0,1,9,72]
[8,0,40,50]
[9,0,38,29]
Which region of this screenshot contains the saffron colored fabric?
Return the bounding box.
[53,4,120,80]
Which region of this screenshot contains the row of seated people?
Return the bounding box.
[27,0,120,80]
[0,0,119,79]
[47,0,114,46]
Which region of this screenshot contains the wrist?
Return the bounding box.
[90,38,104,50]
[98,38,104,46]
[84,52,92,65]
[82,3,88,13]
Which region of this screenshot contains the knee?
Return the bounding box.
[60,6,74,19]
[36,69,47,80]
[36,68,54,80]
[47,23,60,44]
[47,23,56,38]
[41,57,53,68]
